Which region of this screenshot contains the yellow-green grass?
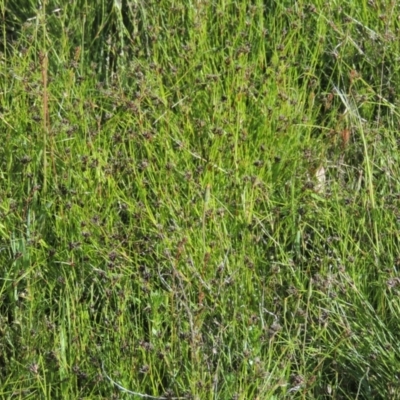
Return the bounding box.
[1,0,400,398]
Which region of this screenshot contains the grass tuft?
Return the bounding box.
[1,0,400,399]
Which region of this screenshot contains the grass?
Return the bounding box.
[1,0,400,398]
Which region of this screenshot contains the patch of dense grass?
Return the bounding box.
[1,0,400,398]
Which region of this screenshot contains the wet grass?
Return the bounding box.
[1,0,400,399]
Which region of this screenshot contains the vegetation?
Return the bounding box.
[1,0,400,398]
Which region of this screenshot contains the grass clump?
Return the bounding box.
[1,0,400,399]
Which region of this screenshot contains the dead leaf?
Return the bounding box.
[314,165,326,193]
[341,128,350,148]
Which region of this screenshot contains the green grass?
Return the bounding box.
[1,0,400,398]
